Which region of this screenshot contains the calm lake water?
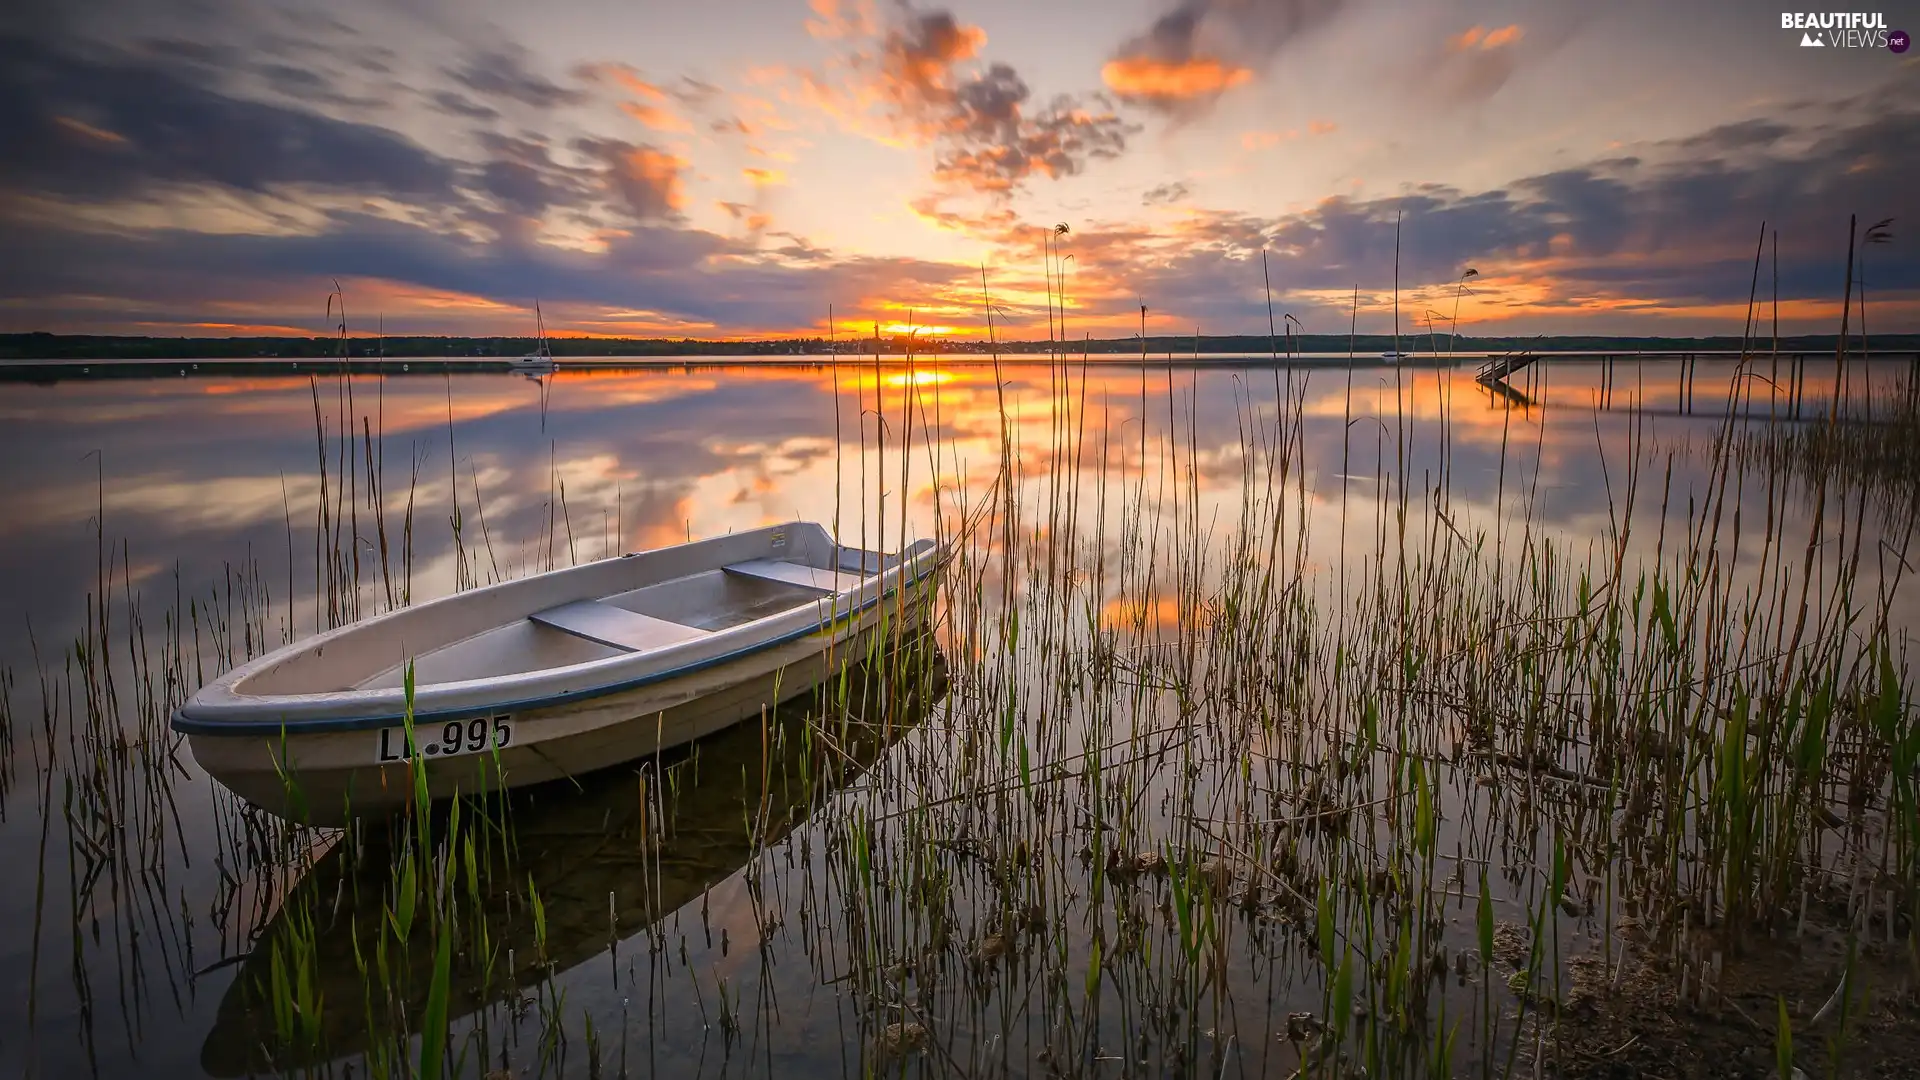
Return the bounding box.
[1,356,1914,1078]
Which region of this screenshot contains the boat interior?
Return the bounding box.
[233,537,904,697]
[353,552,891,690]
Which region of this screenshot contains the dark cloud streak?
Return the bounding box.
[0,35,459,201]
[1142,181,1190,206]
[448,46,587,109]
[1017,99,1920,332]
[0,211,976,333]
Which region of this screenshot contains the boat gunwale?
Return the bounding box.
[172,543,938,738]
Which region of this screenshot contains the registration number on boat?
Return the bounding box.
[375,716,513,763]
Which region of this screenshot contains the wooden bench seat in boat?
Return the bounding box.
[723,559,863,594]
[528,600,711,653]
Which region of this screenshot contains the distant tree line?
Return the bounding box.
[2,330,1914,362]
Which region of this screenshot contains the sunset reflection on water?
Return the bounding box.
[0,356,1903,657]
[0,355,1914,1078]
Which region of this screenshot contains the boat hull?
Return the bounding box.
[191,613,892,827]
[196,640,946,1077]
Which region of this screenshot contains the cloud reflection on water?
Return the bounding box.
[0,357,1903,661]
[1,356,1916,1078]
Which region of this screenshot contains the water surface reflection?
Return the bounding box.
[0,356,1913,1078]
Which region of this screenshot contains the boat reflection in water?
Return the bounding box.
[200,630,948,1076]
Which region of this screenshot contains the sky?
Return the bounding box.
[1,0,1916,341]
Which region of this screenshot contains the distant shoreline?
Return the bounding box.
[6,349,1920,385]
[4,330,1918,363]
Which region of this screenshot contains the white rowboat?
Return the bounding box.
[173,523,939,825]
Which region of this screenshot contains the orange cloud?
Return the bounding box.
[1308,120,1337,135]
[1101,56,1253,103]
[135,321,312,335]
[1435,24,1529,102]
[1243,128,1327,150]
[606,146,686,216]
[884,15,987,99]
[717,201,773,233]
[792,10,1132,199]
[1483,25,1524,48]
[908,195,1017,236]
[806,8,986,129]
[806,0,876,40]
[1449,24,1524,51]
[737,94,796,132]
[585,63,694,132]
[594,64,667,99]
[743,166,788,186]
[621,101,691,132]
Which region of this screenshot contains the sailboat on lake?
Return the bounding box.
[509,301,556,372]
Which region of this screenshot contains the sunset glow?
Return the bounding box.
[1,0,1915,1062]
[0,0,1910,342]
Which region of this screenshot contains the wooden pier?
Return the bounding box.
[1476,352,1539,382]
[1462,348,1920,419]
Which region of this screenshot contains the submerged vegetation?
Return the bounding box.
[5,258,1918,1079]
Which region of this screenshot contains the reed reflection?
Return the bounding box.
[0,356,1914,1079]
[200,635,948,1076]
